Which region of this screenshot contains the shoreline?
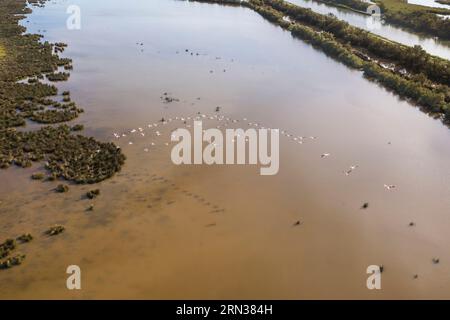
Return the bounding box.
[305,0,450,41]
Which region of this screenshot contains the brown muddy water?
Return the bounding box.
[1,0,450,299]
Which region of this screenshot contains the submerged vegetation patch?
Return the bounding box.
[0,239,16,259]
[0,254,26,270]
[30,109,80,124]
[46,72,70,82]
[0,230,64,271]
[17,234,33,243]
[55,183,69,193]
[86,189,100,199]
[45,225,65,236]
[0,236,30,270]
[31,172,45,180]
[1,126,125,183]
[0,0,125,184]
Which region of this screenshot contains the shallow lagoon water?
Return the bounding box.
[1,0,450,299]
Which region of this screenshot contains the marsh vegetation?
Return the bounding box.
[0,236,30,270]
[0,0,125,185]
[45,225,65,236]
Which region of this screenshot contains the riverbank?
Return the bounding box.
[308,0,450,41]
